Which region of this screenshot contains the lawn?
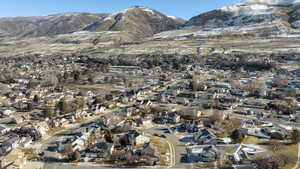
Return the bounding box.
[22,148,39,160]
[253,140,299,169]
[243,136,264,145]
[280,144,298,169]
[150,136,171,166]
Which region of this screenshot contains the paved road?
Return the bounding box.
[292,143,300,169]
[43,163,197,169]
[145,126,196,169]
[43,163,121,169]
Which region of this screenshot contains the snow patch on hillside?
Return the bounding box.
[168,16,178,20]
[119,6,162,19]
[221,3,276,16]
[150,20,298,40]
[141,7,156,15]
[292,20,300,28]
[103,15,114,21]
[121,7,136,14]
[140,7,163,19]
[243,0,300,6]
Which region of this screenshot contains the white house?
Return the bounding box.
[136,135,150,145]
[230,144,265,163]
[3,110,14,116]
[72,138,86,151]
[247,128,270,139]
[19,137,33,148]
[0,125,10,135]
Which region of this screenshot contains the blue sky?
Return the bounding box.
[1,0,241,19]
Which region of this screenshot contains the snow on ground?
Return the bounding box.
[121,6,156,16]
[168,16,179,20]
[140,7,163,19]
[147,29,196,40]
[221,3,276,16]
[117,6,162,19]
[103,15,114,21]
[141,7,156,15]
[121,7,136,14]
[243,0,300,6]
[150,20,293,40]
[291,20,300,29]
[291,9,300,29]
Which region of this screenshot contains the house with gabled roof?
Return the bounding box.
[186,145,219,162]
[228,144,265,164]
[193,129,216,144]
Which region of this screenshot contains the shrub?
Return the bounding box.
[230,129,245,143]
[291,129,300,144]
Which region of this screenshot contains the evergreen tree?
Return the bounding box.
[33,95,39,103]
[230,129,245,143]
[291,129,300,144]
[56,98,69,114]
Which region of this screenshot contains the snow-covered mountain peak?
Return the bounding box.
[242,0,300,6]
[81,6,184,39]
[120,6,156,15]
[103,7,160,21]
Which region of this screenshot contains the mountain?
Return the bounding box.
[0,12,108,38]
[244,0,300,6]
[184,0,300,29]
[0,6,185,39]
[82,6,185,39]
[1,2,300,59]
[0,6,186,58]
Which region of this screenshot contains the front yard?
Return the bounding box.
[150,136,171,166]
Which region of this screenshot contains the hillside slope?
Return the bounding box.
[83,6,185,39]
[184,0,300,29]
[1,3,300,60]
[0,13,108,38]
[0,7,185,39]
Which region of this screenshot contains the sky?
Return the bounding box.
[1,0,241,19]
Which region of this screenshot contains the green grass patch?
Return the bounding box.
[22,148,39,160]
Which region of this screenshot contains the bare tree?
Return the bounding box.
[272,77,288,88]
[269,140,282,152]
[291,129,300,144]
[190,75,199,91]
[253,151,295,169]
[43,72,59,87]
[62,144,73,158]
[245,80,266,97]
[209,110,224,125]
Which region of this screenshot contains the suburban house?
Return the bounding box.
[193,129,216,144]
[186,145,219,162]
[127,130,150,146]
[84,142,114,160]
[228,144,265,164]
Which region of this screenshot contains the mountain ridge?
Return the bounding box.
[184,0,300,29]
[1,2,300,59]
[0,6,185,39]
